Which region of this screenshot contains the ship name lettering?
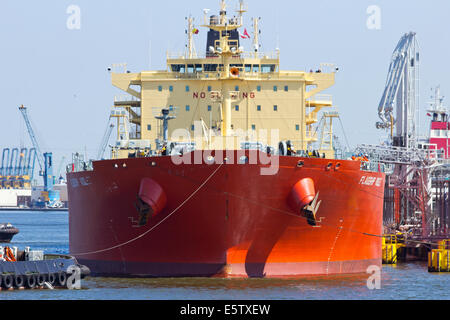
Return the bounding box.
[359,176,378,186]
[193,92,255,99]
[70,178,79,188]
[79,176,92,186]
[242,92,256,99]
[375,178,382,187]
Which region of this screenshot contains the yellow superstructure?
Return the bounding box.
[109,1,337,159]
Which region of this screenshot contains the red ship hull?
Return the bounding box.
[67,151,385,277]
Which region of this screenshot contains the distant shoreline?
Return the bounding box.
[0,207,68,212]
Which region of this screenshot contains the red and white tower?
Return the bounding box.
[427,86,449,158]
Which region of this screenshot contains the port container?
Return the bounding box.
[0,189,18,207]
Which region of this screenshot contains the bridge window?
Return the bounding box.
[171,64,185,73]
[245,65,252,72]
[252,124,256,130]
[274,105,278,111]
[257,85,261,92]
[261,65,276,73]
[284,85,289,92]
[235,105,239,111]
[204,64,218,72]
[208,105,212,111]
[187,65,194,73]
[186,105,190,111]
[252,65,259,73]
[158,86,162,92]
[295,124,300,131]
[235,86,239,91]
[185,85,190,92]
[195,64,202,73]
[257,105,261,111]
[273,86,278,92]
[169,85,173,92]
[147,125,152,131]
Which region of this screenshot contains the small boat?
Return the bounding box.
[0,223,19,243]
[0,247,90,290]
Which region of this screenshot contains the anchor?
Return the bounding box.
[301,192,322,226]
[132,178,167,227]
[134,195,153,227]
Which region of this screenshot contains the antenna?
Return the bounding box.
[428,86,447,113]
[186,15,197,59]
[203,8,210,24]
[252,18,260,57]
[237,0,247,25]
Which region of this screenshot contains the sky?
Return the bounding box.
[0,0,449,181]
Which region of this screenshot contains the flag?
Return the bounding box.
[192,28,199,34]
[240,28,250,39]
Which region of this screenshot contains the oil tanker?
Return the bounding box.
[67,1,385,277]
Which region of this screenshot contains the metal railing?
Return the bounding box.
[307,94,333,104]
[166,51,280,60]
[111,63,128,73]
[114,95,140,103]
[355,144,445,165]
[67,153,93,173]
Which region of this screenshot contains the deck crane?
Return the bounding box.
[375,32,419,149]
[18,105,54,193]
[97,123,114,160]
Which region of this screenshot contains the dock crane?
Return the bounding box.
[18,105,55,195]
[375,32,419,149]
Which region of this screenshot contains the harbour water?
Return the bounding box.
[0,210,449,300]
